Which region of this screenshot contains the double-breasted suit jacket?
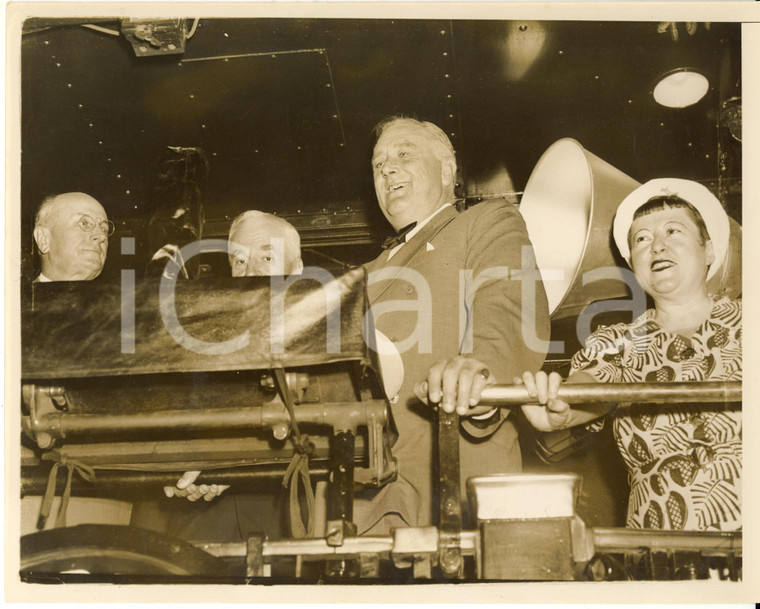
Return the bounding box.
[354,200,551,533]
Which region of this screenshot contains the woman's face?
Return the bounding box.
[629,206,714,302]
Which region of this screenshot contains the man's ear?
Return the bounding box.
[33,226,50,255]
[290,257,304,275]
[441,158,456,188]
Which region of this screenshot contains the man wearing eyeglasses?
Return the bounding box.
[33,192,114,282]
[23,192,130,535]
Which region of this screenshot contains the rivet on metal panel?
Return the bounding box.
[43,41,49,46]
[440,30,446,35]
[67,83,72,89]
[189,94,195,99]
[78,104,83,109]
[55,62,61,68]
[326,83,332,88]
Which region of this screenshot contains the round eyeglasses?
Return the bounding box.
[76,214,116,236]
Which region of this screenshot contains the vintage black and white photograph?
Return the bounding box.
[5,2,759,602]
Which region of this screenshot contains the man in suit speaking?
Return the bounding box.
[355,116,551,535]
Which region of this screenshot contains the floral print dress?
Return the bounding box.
[570,297,742,531]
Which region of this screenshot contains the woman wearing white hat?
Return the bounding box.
[435,178,742,532]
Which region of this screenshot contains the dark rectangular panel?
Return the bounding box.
[22,267,369,378]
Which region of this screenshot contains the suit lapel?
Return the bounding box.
[367,206,459,304]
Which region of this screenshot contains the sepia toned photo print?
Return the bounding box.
[4,2,759,603]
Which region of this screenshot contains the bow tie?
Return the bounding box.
[381,222,417,250]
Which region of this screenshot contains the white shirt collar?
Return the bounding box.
[386,202,452,261]
[35,273,53,283]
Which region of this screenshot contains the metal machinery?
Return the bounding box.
[20,268,396,580]
[19,268,741,582]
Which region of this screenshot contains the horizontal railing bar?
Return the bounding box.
[479,382,741,406]
[591,527,742,555]
[197,530,479,560]
[27,400,387,438]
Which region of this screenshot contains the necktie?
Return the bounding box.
[381,222,417,250]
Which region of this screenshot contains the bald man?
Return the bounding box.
[33,192,113,282]
[22,193,128,533]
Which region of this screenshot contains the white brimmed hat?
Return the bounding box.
[612,178,729,280]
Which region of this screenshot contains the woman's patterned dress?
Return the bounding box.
[570,297,742,531]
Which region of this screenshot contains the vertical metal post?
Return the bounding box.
[437,409,462,578]
[245,534,265,578]
[328,430,355,524]
[324,429,359,578]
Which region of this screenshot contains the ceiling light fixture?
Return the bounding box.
[652,68,709,108]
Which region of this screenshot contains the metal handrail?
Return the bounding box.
[479,381,741,406]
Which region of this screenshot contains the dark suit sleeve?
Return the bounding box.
[459,200,551,437]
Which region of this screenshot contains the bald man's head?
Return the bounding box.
[228,211,303,276]
[33,192,112,281]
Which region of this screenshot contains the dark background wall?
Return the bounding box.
[19,18,742,275]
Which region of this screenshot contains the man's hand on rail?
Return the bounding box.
[517,371,573,432]
[415,355,497,417]
[163,470,230,502]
